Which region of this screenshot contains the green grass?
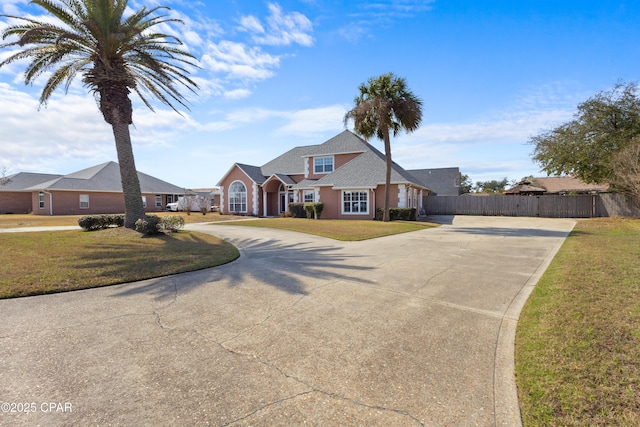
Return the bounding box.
[516,218,640,426]
[0,212,238,228]
[0,227,239,299]
[218,217,438,240]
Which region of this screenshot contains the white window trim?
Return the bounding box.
[155,195,162,208]
[303,190,315,203]
[313,156,334,174]
[229,180,248,213]
[38,192,45,209]
[79,194,90,209]
[341,189,369,215]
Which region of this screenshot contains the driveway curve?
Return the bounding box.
[0,216,575,426]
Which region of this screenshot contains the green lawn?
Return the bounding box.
[516,218,640,426]
[0,227,239,298]
[217,217,438,240]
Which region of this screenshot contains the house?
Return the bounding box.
[0,161,185,215]
[217,130,436,219]
[530,176,609,194]
[407,167,461,196]
[505,176,609,196]
[504,180,546,196]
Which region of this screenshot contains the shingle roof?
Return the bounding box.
[260,146,313,176]
[219,130,434,191]
[300,130,369,157]
[407,167,460,196]
[13,161,184,194]
[236,163,268,184]
[314,149,429,189]
[0,172,62,191]
[532,176,609,193]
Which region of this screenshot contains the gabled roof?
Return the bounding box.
[531,176,609,194]
[6,161,184,194]
[408,167,460,196]
[314,149,429,190]
[218,130,433,191]
[299,130,369,157]
[0,172,62,191]
[261,146,314,176]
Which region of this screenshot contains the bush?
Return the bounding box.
[135,215,161,235]
[160,215,185,233]
[78,214,125,231]
[375,207,416,221]
[303,203,315,218]
[303,202,324,219]
[288,203,307,218]
[312,202,324,219]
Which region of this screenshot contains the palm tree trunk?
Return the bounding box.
[111,121,145,228]
[383,131,392,222]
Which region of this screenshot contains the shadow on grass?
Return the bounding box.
[109,236,374,300]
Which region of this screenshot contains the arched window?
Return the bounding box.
[229,181,247,213]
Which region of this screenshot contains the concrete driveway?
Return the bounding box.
[0,216,575,426]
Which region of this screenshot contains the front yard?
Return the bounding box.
[516,218,640,426]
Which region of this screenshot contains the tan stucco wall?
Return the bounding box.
[306,153,361,180]
[219,166,260,215]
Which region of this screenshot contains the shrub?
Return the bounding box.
[135,215,161,235]
[160,215,185,233]
[288,203,307,218]
[78,214,125,231]
[303,202,324,219]
[375,208,416,221]
[303,203,315,218]
[313,202,324,219]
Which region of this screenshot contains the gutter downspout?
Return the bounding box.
[43,191,53,216]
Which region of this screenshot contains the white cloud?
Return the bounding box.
[239,3,314,47]
[275,105,347,136]
[224,88,252,100]
[201,40,280,82]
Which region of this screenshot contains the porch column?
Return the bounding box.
[253,182,259,216]
[263,190,268,217]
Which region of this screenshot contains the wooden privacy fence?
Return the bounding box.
[423,194,640,218]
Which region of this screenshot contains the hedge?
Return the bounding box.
[375,207,416,221]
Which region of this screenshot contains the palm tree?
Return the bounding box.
[344,72,423,222]
[0,0,199,228]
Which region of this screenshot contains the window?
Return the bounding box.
[155,195,162,208]
[314,156,334,174]
[142,196,147,208]
[79,194,89,209]
[303,190,315,203]
[38,192,45,209]
[342,190,369,214]
[229,181,247,212]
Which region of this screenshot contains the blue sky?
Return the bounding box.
[0,0,638,189]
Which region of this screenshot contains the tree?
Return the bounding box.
[610,136,640,199]
[474,178,511,194]
[344,72,423,222]
[459,173,473,194]
[0,0,199,228]
[530,82,640,186]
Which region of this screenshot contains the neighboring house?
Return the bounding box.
[217,130,433,219]
[0,161,185,215]
[504,180,546,196]
[505,176,609,195]
[531,176,609,194]
[408,167,461,196]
